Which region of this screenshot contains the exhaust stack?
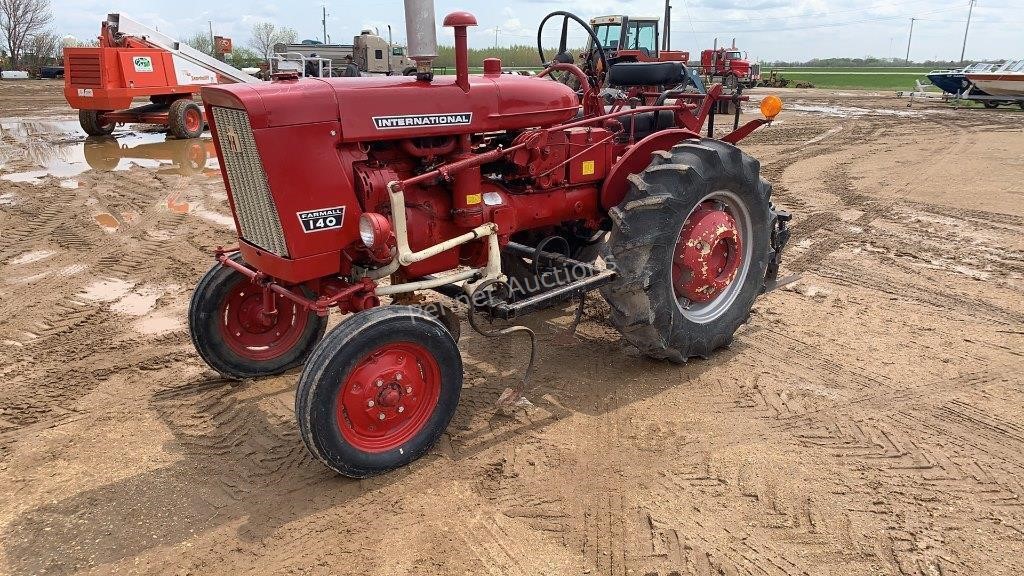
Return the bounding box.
[404,0,437,80]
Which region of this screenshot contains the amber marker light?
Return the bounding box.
[760,95,783,120]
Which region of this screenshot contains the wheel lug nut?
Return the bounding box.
[406,386,413,394]
[396,373,403,381]
[375,379,383,387]
[378,413,386,420]
[397,406,405,413]
[367,400,375,407]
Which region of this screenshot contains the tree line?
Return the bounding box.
[763,57,982,68]
[0,0,56,70]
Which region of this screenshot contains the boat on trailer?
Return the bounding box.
[926,62,998,95]
[965,60,1024,109]
[967,60,1024,96]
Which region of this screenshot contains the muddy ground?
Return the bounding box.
[0,79,1022,575]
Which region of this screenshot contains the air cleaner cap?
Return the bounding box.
[442,11,477,27]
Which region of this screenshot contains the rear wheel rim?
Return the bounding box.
[218,276,309,361]
[335,342,441,453]
[672,190,753,323]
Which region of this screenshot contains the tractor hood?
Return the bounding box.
[202,73,579,139]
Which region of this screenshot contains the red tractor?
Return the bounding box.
[588,15,689,65]
[189,2,790,477]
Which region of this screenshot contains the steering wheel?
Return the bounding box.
[536,11,608,90]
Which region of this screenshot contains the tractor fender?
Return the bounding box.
[599,128,699,210]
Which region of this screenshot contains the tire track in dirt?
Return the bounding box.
[0,170,223,464]
[725,345,1024,574]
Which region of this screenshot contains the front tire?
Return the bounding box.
[296,306,463,477]
[600,138,773,362]
[189,254,328,379]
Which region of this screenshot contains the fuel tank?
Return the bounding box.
[203,73,578,138]
[324,74,579,141]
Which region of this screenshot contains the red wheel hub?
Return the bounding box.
[219,278,309,361]
[184,107,202,133]
[336,343,441,453]
[673,201,743,303]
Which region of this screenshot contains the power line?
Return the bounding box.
[905,18,915,62]
[960,0,976,63]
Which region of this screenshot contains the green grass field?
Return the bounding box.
[773,67,932,90]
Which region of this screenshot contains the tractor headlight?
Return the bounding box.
[359,212,394,251]
[359,215,377,247]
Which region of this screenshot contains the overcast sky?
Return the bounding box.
[57,0,1024,62]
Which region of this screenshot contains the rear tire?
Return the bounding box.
[296,306,463,477]
[600,138,773,362]
[983,100,999,109]
[79,110,115,136]
[168,99,204,139]
[189,253,328,379]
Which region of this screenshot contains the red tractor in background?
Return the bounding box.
[188,1,790,477]
[588,15,689,65]
[698,40,761,89]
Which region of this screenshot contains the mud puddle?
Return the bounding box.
[0,118,219,183]
[787,103,947,118]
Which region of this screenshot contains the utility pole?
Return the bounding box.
[905,18,915,63]
[662,0,672,51]
[494,27,499,48]
[960,0,975,64]
[322,5,328,45]
[208,21,214,49]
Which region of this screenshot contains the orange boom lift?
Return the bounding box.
[63,13,260,139]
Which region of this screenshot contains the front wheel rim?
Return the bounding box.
[335,342,441,453]
[218,277,309,361]
[672,190,753,324]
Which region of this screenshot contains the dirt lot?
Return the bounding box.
[1,79,1022,576]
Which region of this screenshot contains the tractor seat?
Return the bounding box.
[607,61,686,87]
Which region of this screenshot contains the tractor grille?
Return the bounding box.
[211,106,289,257]
[68,54,101,87]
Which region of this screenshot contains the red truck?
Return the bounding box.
[698,40,760,89]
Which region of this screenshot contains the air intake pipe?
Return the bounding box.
[404,0,437,80]
[443,12,477,92]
